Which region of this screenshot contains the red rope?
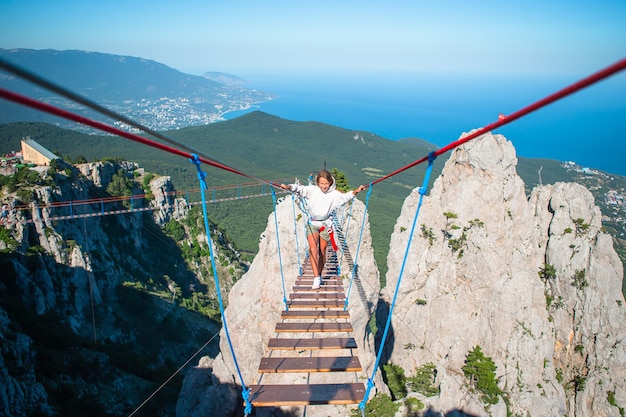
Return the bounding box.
[0,87,262,181]
[371,57,626,185]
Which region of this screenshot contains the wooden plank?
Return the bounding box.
[290,292,345,300]
[268,337,357,350]
[258,356,362,373]
[298,273,340,278]
[249,383,365,406]
[281,310,350,319]
[275,322,353,333]
[293,282,343,292]
[287,300,345,309]
[296,278,343,285]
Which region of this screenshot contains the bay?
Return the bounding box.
[227,71,626,176]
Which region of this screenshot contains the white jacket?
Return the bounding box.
[290,177,355,228]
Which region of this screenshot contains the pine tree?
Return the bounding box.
[462,345,502,405]
[331,167,350,192]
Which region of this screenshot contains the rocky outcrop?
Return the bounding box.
[177,194,383,417]
[149,174,189,225]
[0,160,222,417]
[383,131,625,416]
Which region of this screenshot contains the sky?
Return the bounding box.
[1,0,625,176]
[1,0,625,79]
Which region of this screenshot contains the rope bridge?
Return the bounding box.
[1,56,624,415]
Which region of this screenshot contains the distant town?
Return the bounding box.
[561,161,626,238]
[105,89,275,132]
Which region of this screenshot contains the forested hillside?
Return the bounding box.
[1,113,624,284]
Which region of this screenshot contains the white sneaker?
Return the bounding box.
[312,276,321,289]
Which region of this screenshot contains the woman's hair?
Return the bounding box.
[315,169,334,185]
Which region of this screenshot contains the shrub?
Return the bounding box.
[164,219,186,241]
[350,393,399,417]
[572,375,586,392]
[16,188,35,204]
[556,368,564,384]
[404,397,424,414]
[468,218,484,228]
[572,269,588,290]
[538,263,557,280]
[407,362,439,397]
[447,231,467,256]
[142,173,155,190]
[420,224,436,245]
[383,363,407,400]
[573,218,590,236]
[607,390,625,416]
[0,227,18,252]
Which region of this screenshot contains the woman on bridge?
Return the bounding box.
[281,170,366,289]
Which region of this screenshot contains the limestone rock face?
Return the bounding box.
[178,195,382,417]
[0,161,214,416]
[384,132,625,416]
[76,160,137,188]
[149,175,189,225]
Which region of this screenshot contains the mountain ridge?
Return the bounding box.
[0,48,275,130]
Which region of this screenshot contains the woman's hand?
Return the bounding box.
[353,185,367,195]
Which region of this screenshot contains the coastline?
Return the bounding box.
[232,72,626,177]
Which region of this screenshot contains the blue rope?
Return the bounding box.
[343,184,372,311]
[189,155,252,416]
[271,185,289,311]
[359,152,436,412]
[291,193,303,276]
[336,200,355,275]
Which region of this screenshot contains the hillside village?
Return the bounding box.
[560,161,626,238]
[107,91,274,132]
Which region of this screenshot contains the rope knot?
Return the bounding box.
[242,387,253,415]
[189,154,207,181]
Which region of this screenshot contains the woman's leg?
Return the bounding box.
[307,232,321,278]
[319,238,329,277]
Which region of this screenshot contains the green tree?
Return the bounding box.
[462,345,502,405]
[106,169,133,198]
[164,219,186,242]
[383,363,407,400]
[331,167,350,192]
[407,362,439,397]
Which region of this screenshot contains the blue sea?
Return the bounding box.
[226,71,626,176]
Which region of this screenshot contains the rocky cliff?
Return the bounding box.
[0,160,237,417]
[383,131,625,416]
